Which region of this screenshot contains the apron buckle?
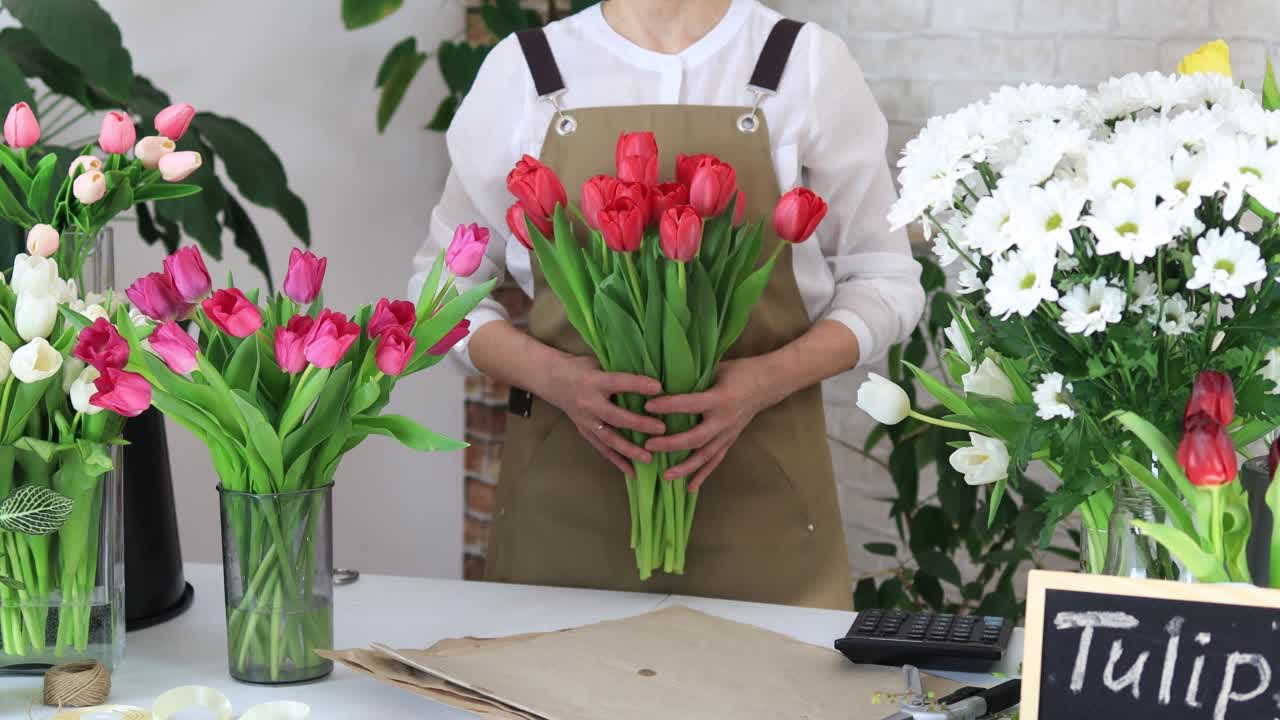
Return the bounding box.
[543,90,578,136]
[737,88,772,134]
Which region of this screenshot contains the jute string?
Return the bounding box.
[42,660,111,708]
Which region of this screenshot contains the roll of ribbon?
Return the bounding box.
[50,706,150,720]
[152,686,234,720]
[50,686,310,720]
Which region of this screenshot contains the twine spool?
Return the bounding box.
[42,660,111,708]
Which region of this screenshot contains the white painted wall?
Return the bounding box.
[87,1,466,577]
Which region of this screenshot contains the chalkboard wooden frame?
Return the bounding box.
[1021,569,1280,719]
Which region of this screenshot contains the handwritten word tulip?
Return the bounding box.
[446,223,489,278]
[158,151,202,182]
[274,315,314,374]
[91,368,151,417]
[1185,370,1235,427]
[506,202,548,250]
[429,319,470,356]
[135,136,175,169]
[283,248,326,304]
[368,298,416,339]
[773,187,828,244]
[616,131,659,186]
[376,326,415,376]
[202,288,263,338]
[127,272,190,322]
[25,224,58,258]
[507,154,566,221]
[69,365,103,416]
[1179,412,1238,487]
[687,156,738,217]
[599,196,644,253]
[15,293,57,341]
[154,103,195,140]
[10,338,62,384]
[659,205,702,262]
[653,182,689,218]
[3,102,38,148]
[73,171,106,205]
[149,321,199,374]
[98,111,136,154]
[303,309,360,368]
[163,246,212,302]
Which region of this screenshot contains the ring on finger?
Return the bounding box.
[594,421,607,433]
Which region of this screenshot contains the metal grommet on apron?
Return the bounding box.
[491,19,852,611]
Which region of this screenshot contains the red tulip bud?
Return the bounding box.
[74,318,130,371]
[375,326,416,376]
[581,175,620,231]
[615,131,659,186]
[659,205,702,262]
[507,154,566,221]
[1178,412,1238,487]
[506,202,550,250]
[1185,370,1235,427]
[653,182,689,218]
[773,187,829,244]
[202,288,263,338]
[597,196,645,253]
[687,157,738,218]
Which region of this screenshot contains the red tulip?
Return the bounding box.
[162,246,211,302]
[375,326,416,376]
[445,223,489,278]
[91,368,152,418]
[506,202,550,250]
[1178,412,1238,487]
[274,315,314,374]
[154,103,195,141]
[773,187,828,244]
[1185,370,1235,427]
[616,181,655,226]
[429,319,470,356]
[368,298,416,339]
[659,205,702,262]
[598,196,645,253]
[303,309,360,368]
[675,153,717,187]
[3,102,39,149]
[98,110,136,155]
[283,248,327,305]
[616,131,659,186]
[688,157,738,218]
[149,320,199,374]
[732,190,747,226]
[202,288,263,338]
[507,154,566,221]
[73,318,129,371]
[581,175,620,231]
[126,272,191,323]
[653,183,689,218]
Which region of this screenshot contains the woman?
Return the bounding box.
[410,0,923,611]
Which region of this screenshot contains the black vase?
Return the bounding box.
[123,407,194,630]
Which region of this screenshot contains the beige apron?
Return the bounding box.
[486,20,852,611]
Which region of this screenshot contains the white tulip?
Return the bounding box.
[11,253,58,297]
[73,171,106,205]
[83,304,109,323]
[943,318,973,364]
[856,373,912,425]
[68,155,103,178]
[69,365,103,416]
[25,224,59,258]
[10,338,63,383]
[128,307,150,328]
[15,293,58,341]
[134,135,176,170]
[949,434,1010,486]
[62,357,85,392]
[962,357,1016,403]
[0,342,12,383]
[57,278,79,305]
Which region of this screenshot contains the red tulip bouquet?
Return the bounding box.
[118,241,494,682]
[506,134,827,579]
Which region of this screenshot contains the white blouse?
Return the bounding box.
[410,0,923,373]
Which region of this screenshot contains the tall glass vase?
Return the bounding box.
[60,227,114,292]
[1102,477,1187,580]
[219,483,334,684]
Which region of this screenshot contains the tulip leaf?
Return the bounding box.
[904,361,971,417]
[350,381,381,418]
[232,390,284,490]
[0,51,32,111]
[1112,410,1210,521]
[1,376,54,444]
[224,335,260,395]
[0,163,35,228]
[1,0,134,102]
[595,290,654,377]
[987,476,1007,527]
[1265,58,1280,112]
[407,278,496,369]
[1132,520,1229,582]
[133,183,202,202]
[26,152,56,221]
[352,413,467,453]
[643,258,663,376]
[1231,418,1274,452]
[414,250,447,320]
[689,261,719,388]
[552,205,598,343]
[342,0,404,29]
[530,223,599,358]
[717,253,777,358]
[375,37,427,133]
[662,299,696,395]
[1114,453,1197,540]
[283,364,352,467]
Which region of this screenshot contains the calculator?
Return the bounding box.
[834,609,1014,672]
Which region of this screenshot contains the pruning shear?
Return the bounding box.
[879,665,1021,720]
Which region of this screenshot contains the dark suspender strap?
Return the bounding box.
[516,28,566,98]
[748,18,804,93]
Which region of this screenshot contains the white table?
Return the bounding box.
[0,564,1023,718]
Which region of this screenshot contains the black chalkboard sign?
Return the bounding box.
[1021,570,1280,720]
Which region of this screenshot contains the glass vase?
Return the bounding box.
[59,227,113,293]
[0,446,125,670]
[1102,479,1188,580]
[219,483,334,684]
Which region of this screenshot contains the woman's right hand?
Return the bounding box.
[540,355,665,476]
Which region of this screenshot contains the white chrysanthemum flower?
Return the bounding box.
[1094,71,1182,119]
[1084,190,1173,262]
[1002,118,1091,187]
[1085,137,1173,199]
[957,265,984,295]
[1194,299,1235,328]
[949,434,1010,487]
[1011,179,1086,255]
[1187,228,1267,298]
[1260,348,1280,394]
[967,186,1026,257]
[985,249,1058,318]
[1033,372,1075,420]
[1157,295,1198,336]
[987,83,1089,124]
[1130,270,1160,315]
[1206,133,1280,217]
[1058,278,1126,336]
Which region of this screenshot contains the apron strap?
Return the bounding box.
[748,18,805,94]
[516,28,565,98]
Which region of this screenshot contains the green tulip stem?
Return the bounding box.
[907,410,975,432]
[677,262,686,291]
[621,253,644,316]
[1208,485,1225,570]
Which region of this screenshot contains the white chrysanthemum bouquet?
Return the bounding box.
[863,41,1280,577]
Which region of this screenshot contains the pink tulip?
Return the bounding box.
[375,326,415,376]
[429,319,470,356]
[73,318,130,371]
[91,368,152,418]
[134,136,175,169]
[303,309,360,369]
[445,223,489,278]
[25,224,58,258]
[68,155,102,178]
[73,171,106,205]
[126,272,191,322]
[154,103,195,140]
[368,298,416,339]
[3,103,38,148]
[163,246,211,302]
[158,151,202,182]
[201,288,263,338]
[273,315,314,374]
[283,248,327,304]
[98,111,136,155]
[149,321,199,374]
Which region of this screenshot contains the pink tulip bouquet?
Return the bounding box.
[119,239,494,682]
[1,100,203,283]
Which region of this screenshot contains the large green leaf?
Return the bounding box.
[0,484,72,535]
[0,53,32,109]
[425,94,460,133]
[717,253,777,357]
[662,299,696,394]
[436,41,490,96]
[135,202,181,253]
[481,0,541,39]
[595,290,652,376]
[1132,520,1229,582]
[133,183,201,202]
[915,549,962,586]
[1112,411,1211,522]
[375,37,427,133]
[342,0,403,29]
[25,152,56,222]
[1114,453,1197,540]
[353,413,466,452]
[2,0,134,102]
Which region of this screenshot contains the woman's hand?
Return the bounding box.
[540,355,666,476]
[643,359,771,490]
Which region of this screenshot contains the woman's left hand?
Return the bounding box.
[643,358,771,490]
